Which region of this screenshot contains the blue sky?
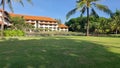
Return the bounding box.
[1,0,120,23]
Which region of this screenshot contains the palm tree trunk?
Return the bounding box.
[1,0,5,38]
[86,7,89,36]
[115,29,118,34]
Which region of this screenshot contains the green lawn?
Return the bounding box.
[0,36,120,68]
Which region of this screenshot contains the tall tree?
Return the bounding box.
[111,10,120,34]
[66,0,111,36]
[0,0,32,38]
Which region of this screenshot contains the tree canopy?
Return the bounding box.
[66,0,111,36]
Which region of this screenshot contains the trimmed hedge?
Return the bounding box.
[26,32,85,36]
[4,30,25,37]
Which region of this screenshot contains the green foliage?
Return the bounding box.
[65,17,86,32]
[11,16,25,24]
[10,16,34,31]
[110,10,120,34]
[66,0,111,19]
[66,0,111,36]
[66,15,120,34]
[4,30,24,37]
[26,32,85,36]
[0,0,33,12]
[0,0,33,38]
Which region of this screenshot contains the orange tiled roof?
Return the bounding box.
[10,13,57,22]
[58,24,68,28]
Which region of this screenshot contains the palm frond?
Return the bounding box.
[77,1,85,9]
[76,0,83,3]
[115,10,120,15]
[90,8,99,18]
[111,10,120,18]
[88,0,100,2]
[27,0,32,2]
[95,4,112,14]
[6,0,14,12]
[14,0,24,6]
[80,6,86,17]
[110,13,114,18]
[19,0,24,6]
[18,0,24,6]
[66,8,78,19]
[27,0,33,5]
[0,0,3,6]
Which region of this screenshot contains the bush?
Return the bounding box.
[4,30,25,37]
[26,31,85,37]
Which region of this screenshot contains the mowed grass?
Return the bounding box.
[0,36,120,68]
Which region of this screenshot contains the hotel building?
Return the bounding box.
[0,10,12,28]
[0,10,68,32]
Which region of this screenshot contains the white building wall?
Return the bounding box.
[0,17,2,21]
[0,12,2,16]
[0,12,2,21]
[0,11,11,26]
[59,28,68,32]
[25,19,68,32]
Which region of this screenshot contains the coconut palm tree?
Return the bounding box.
[0,0,32,38]
[66,0,111,36]
[111,10,120,34]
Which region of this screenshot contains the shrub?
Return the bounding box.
[4,30,25,37]
[26,31,85,37]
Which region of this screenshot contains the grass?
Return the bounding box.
[0,36,120,68]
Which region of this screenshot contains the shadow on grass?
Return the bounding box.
[0,37,120,68]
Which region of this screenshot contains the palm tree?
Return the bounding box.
[0,0,32,38]
[66,0,111,36]
[111,10,120,34]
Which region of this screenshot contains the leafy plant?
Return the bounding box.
[66,0,111,36]
[4,30,25,37]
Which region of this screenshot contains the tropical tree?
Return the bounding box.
[0,0,32,38]
[110,10,120,34]
[95,17,110,34]
[65,17,86,32]
[66,15,113,34]
[10,16,33,31]
[66,0,111,36]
